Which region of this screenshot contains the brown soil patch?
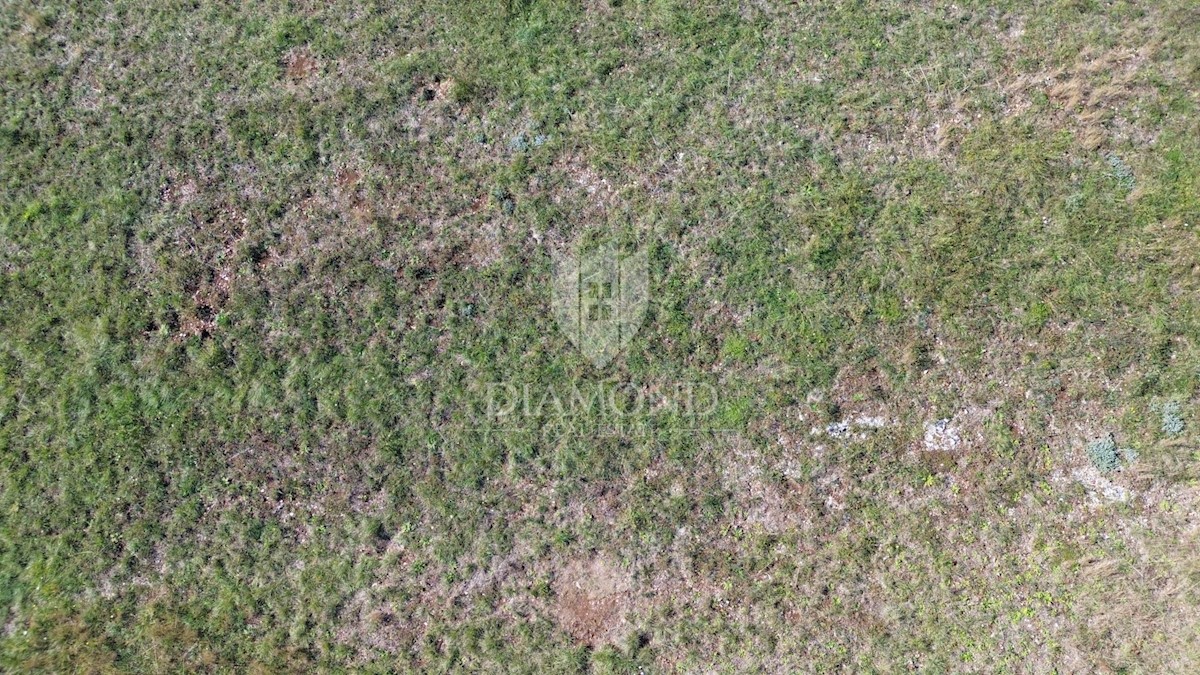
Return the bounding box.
[335,168,361,188]
[414,77,456,103]
[553,555,633,646]
[283,49,319,82]
[431,78,455,101]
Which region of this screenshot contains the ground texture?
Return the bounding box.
[2,1,1200,672]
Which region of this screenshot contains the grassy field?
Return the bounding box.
[2,0,1200,671]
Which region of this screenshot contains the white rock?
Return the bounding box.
[811,416,891,440]
[825,421,851,438]
[1070,466,1131,503]
[924,419,961,451]
[852,415,888,429]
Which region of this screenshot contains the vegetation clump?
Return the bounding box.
[1105,153,1135,190]
[1159,400,1184,436]
[1085,434,1138,473]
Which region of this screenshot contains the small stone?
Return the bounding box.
[825,421,851,438]
[924,418,961,451]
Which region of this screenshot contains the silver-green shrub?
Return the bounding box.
[1160,400,1184,436]
[1086,435,1120,473]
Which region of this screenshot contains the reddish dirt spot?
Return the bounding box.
[335,169,361,188]
[553,556,633,646]
[283,50,319,82]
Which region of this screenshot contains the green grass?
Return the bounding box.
[2,0,1200,671]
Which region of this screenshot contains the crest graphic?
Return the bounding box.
[552,242,648,367]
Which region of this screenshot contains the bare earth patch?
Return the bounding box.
[282,49,319,83]
[553,555,633,647]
